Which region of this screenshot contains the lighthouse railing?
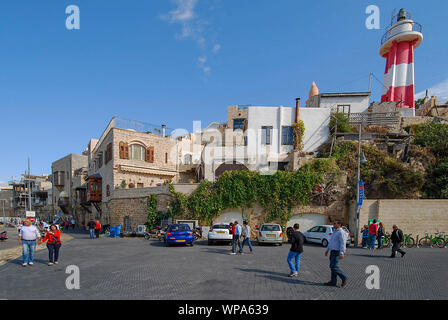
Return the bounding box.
[381,22,422,45]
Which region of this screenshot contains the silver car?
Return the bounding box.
[257,223,283,246]
[303,225,351,247]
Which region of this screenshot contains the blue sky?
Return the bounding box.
[1,0,448,183]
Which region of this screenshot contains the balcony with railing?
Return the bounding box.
[349,112,400,126]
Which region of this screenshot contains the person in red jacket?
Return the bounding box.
[368,220,378,250]
[41,224,62,266]
[94,220,102,238]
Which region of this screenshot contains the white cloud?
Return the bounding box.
[416,78,448,102]
[162,0,220,76]
[168,0,198,22]
[198,56,211,75]
[163,0,205,47]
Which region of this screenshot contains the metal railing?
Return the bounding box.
[381,22,422,45]
[349,112,400,126]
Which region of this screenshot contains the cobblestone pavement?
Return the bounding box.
[0,232,447,300]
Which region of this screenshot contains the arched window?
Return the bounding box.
[129,144,145,161]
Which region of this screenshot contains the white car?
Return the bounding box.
[257,223,283,246]
[303,225,351,247]
[208,223,233,245]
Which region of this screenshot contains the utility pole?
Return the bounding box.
[368,73,373,105]
[28,158,32,211]
[354,123,362,247]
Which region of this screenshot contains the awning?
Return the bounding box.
[119,165,177,177]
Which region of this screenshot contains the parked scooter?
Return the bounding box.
[193,227,202,241]
[0,231,8,241]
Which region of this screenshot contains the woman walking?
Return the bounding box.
[377,222,385,249]
[41,224,62,266]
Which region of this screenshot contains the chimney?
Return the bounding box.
[295,98,300,123]
[162,124,166,137]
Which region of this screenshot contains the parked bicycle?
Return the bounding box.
[418,232,446,248]
[382,232,392,247]
[403,233,415,248]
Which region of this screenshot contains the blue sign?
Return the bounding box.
[58,211,62,217]
[357,180,364,208]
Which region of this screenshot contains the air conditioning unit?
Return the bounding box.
[136,225,146,235]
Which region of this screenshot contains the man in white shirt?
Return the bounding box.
[230,221,242,255]
[18,219,41,267]
[324,221,348,287]
[239,221,254,254]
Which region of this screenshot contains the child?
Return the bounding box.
[360,225,369,248]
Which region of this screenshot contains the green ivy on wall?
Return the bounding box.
[293,120,305,150]
[145,194,158,231]
[169,159,338,225]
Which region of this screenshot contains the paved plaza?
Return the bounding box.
[0,232,447,300]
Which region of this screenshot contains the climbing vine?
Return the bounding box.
[293,120,305,150]
[169,159,338,225]
[145,194,158,231]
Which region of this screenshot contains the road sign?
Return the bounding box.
[26,211,36,218]
[26,211,36,222]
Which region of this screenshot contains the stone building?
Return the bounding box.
[52,153,89,220]
[84,117,199,229]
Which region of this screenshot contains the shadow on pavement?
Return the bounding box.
[236,268,326,287]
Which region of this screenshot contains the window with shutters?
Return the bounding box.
[146,146,154,163]
[105,143,112,164]
[281,126,294,145]
[261,126,273,145]
[129,144,145,161]
[119,142,130,159]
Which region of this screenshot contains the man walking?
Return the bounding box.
[230,221,242,255]
[390,224,406,258]
[87,218,96,239]
[287,223,305,277]
[18,219,41,267]
[71,218,76,230]
[368,220,378,250]
[240,221,254,254]
[324,221,348,287]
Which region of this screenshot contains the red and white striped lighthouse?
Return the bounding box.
[380,9,423,113]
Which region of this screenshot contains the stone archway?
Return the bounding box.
[215,161,248,178]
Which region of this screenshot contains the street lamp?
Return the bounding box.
[354,123,367,247]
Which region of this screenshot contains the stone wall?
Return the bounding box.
[227,106,248,129]
[352,199,448,244]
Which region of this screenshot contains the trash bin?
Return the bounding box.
[109,227,116,238]
[115,225,122,238]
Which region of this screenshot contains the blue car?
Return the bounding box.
[165,224,194,247]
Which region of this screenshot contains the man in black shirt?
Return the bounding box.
[87,219,96,239]
[390,224,406,258]
[287,223,305,277]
